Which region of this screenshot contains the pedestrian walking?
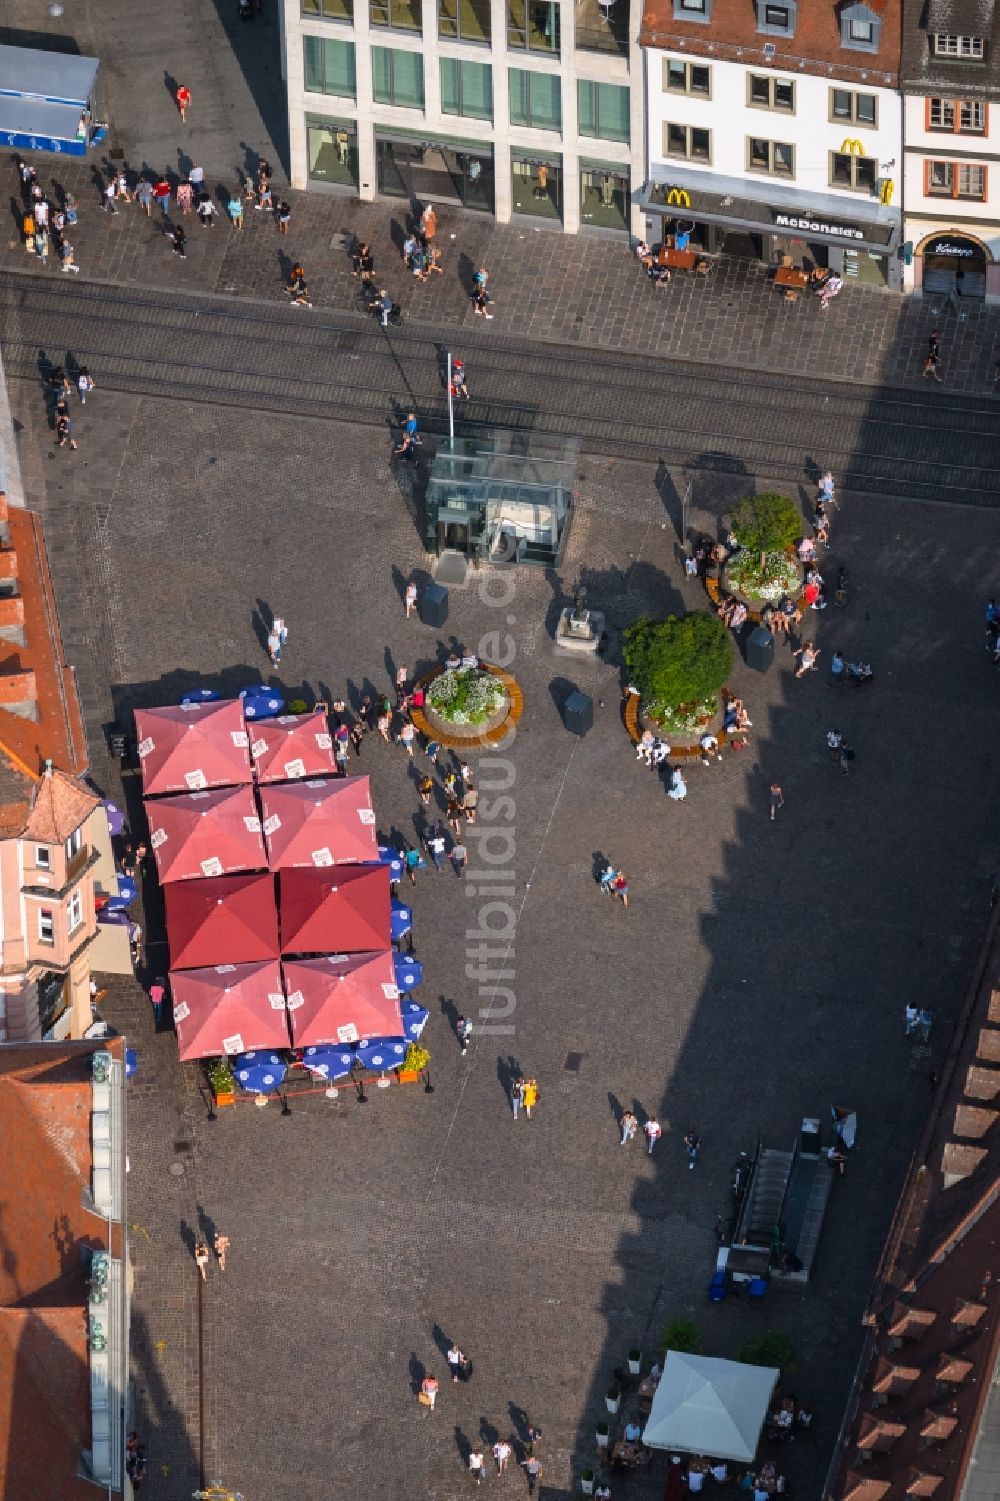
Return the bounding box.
[173,180,193,215]
[399,721,415,757]
[55,414,78,451]
[194,1238,210,1280]
[493,1439,512,1475]
[511,1074,525,1119]
[644,1116,662,1154]
[839,740,854,775]
[427,828,447,870]
[405,579,418,617]
[468,1448,485,1486]
[77,367,95,403]
[267,617,288,665]
[684,1129,701,1169]
[523,1077,539,1119]
[446,797,463,835]
[420,1374,439,1410]
[818,469,835,502]
[103,178,118,214]
[456,1014,472,1055]
[228,190,244,227]
[526,1423,543,1458]
[176,83,192,121]
[404,845,422,885]
[196,192,216,227]
[620,1109,638,1146]
[612,869,629,908]
[523,1456,543,1495]
[826,728,842,762]
[923,350,943,383]
[116,171,132,204]
[149,978,166,1020]
[450,840,467,873]
[214,1232,230,1271]
[768,781,784,821]
[276,200,291,234]
[353,241,375,281]
[135,179,153,216]
[395,663,409,702]
[793,641,820,677]
[447,1341,466,1381]
[451,358,470,400]
[418,774,434,807]
[21,209,34,253]
[668,768,688,801]
[59,240,80,274]
[151,173,170,214]
[829,649,845,684]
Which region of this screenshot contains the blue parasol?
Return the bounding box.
[234,1050,288,1093]
[390,899,413,944]
[393,954,424,991]
[240,686,287,721]
[299,1044,355,1080]
[105,874,138,912]
[101,799,125,836]
[354,1037,408,1072]
[125,1048,139,1077]
[401,1001,429,1040]
[378,845,404,882]
[181,689,221,706]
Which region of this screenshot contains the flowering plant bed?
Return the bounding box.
[723,549,801,604]
[643,696,718,735]
[427,667,507,725]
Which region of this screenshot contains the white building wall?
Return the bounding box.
[284,0,645,231]
[646,49,901,204]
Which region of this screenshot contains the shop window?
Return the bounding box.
[303,0,353,20]
[933,33,985,59]
[441,58,493,118]
[664,122,710,161]
[928,98,987,132]
[372,46,425,106]
[512,155,562,218]
[307,117,359,186]
[747,136,793,176]
[663,59,711,95]
[829,151,877,192]
[672,0,711,21]
[577,80,630,142]
[37,908,54,944]
[304,35,358,96]
[508,0,560,54]
[580,163,629,231]
[438,0,491,40]
[840,1,880,52]
[831,87,876,125]
[509,68,562,130]
[756,0,796,36]
[370,0,421,27]
[38,972,68,1035]
[748,74,794,110]
[926,160,987,199]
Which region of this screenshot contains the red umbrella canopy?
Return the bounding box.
[147,786,266,883]
[249,711,336,784]
[280,864,390,956]
[283,951,401,1046]
[260,776,377,869]
[135,700,251,796]
[170,960,290,1060]
[165,872,280,969]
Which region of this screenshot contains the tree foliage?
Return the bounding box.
[731,493,802,555]
[623,613,732,708]
[658,1317,703,1355]
[739,1329,796,1374]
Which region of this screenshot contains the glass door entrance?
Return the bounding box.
[376,137,494,211]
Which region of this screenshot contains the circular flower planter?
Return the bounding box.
[721,549,804,608]
[409,663,524,751]
[625,690,731,758]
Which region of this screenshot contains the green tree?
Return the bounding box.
[658,1317,703,1355]
[731,493,802,555]
[739,1329,796,1374]
[623,613,732,709]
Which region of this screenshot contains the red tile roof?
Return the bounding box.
[23,768,100,845]
[0,1040,123,1501]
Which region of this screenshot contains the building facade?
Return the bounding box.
[901,0,1000,301]
[281,0,646,232]
[638,0,903,286]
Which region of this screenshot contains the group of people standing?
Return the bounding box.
[18,159,81,273]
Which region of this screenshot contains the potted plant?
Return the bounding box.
[396,1042,430,1084]
[581,1470,595,1495]
[605,1387,621,1415]
[596,1422,610,1451]
[207,1058,236,1107]
[658,1316,703,1355]
[628,1348,642,1376]
[739,1329,796,1375]
[286,697,310,715]
[623,612,732,741]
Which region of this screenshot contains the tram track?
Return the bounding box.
[0,275,997,504]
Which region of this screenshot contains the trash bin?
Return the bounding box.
[563,690,593,736]
[745,625,774,673]
[420,584,448,628]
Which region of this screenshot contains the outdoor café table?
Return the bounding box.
[638,1374,659,1399]
[611,1441,648,1468]
[774,266,809,289]
[658,247,697,271]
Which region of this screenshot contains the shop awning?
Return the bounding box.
[279,864,391,955]
[0,46,99,157]
[640,166,900,254]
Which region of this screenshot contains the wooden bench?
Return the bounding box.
[408,664,523,751]
[623,688,739,759]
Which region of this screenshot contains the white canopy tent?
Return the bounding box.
[642,1352,779,1462]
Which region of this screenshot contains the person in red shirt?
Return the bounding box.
[176,84,191,121]
[152,176,172,219]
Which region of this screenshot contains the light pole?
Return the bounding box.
[446,351,455,444]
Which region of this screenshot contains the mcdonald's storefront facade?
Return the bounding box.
[642,50,902,286]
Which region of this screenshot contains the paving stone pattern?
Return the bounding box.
[13,375,1000,1498]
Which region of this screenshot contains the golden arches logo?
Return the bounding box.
[840,138,866,156]
[879,178,894,205]
[666,187,691,207]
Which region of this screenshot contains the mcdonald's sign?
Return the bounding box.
[839,138,866,156]
[666,187,691,207]
[879,178,894,205]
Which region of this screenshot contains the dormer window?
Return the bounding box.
[933,33,985,59]
[841,1,880,52]
[672,0,711,24]
[756,0,796,36]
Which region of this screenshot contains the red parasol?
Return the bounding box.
[170,960,290,1059]
[283,951,401,1046]
[147,786,266,883]
[260,775,377,869]
[280,864,390,955]
[165,872,279,969]
[249,711,336,784]
[135,700,251,796]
